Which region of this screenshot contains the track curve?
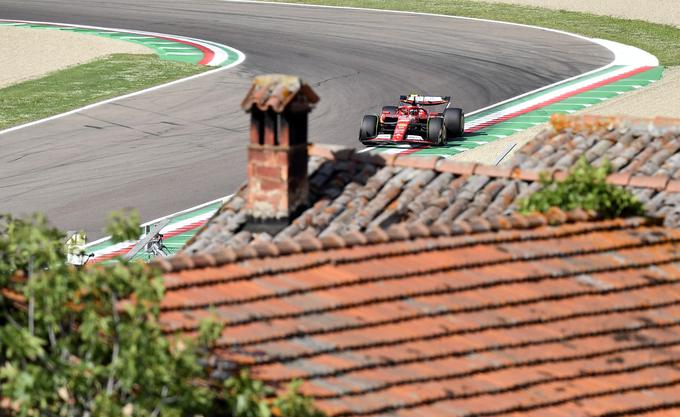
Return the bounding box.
[0,0,613,237]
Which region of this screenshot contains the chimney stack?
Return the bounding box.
[241,74,319,233]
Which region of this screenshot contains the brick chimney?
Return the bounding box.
[241,74,319,232]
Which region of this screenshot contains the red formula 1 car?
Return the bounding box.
[359,95,464,146]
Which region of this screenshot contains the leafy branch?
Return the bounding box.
[0,212,323,417]
[518,157,644,219]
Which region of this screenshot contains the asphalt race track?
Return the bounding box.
[0,0,613,238]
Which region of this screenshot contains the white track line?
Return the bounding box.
[165,52,203,56]
[0,19,246,137]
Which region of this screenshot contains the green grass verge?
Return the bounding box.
[0,54,209,130]
[267,0,680,66]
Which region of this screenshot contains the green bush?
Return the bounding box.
[518,157,644,218]
[0,212,323,417]
[223,370,324,417]
[0,213,215,417]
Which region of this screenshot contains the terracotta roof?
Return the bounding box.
[515,115,680,176]
[158,115,680,416]
[159,216,680,417]
[184,115,680,255]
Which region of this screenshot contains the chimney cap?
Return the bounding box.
[241,74,319,113]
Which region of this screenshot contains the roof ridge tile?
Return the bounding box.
[552,169,569,181]
[189,254,217,269]
[365,228,390,243]
[393,155,442,170]
[386,223,411,241]
[157,211,656,273]
[606,172,632,186]
[211,247,238,265]
[307,143,355,161]
[467,217,493,233]
[473,164,513,178]
[451,220,473,235]
[273,238,302,256]
[434,159,477,176]
[488,214,513,230]
[350,151,388,166]
[513,168,542,182]
[340,230,367,247]
[319,233,346,249]
[251,242,279,258]
[527,211,552,227]
[565,208,590,223]
[405,222,431,238]
[167,255,194,271]
[667,180,680,193]
[235,245,258,260]
[507,212,530,229]
[310,142,680,196]
[295,234,323,252]
[629,174,670,190]
[429,223,450,237]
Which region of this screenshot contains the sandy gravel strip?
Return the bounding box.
[473,0,680,28]
[581,67,680,118]
[0,25,152,88]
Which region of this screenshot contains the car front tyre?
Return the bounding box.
[443,107,464,139]
[359,115,379,144]
[427,117,446,145]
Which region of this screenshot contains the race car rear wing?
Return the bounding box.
[400,95,451,106]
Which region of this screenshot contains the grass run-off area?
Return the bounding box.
[0,54,208,130]
[268,0,680,67]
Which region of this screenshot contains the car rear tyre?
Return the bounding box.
[359,115,379,143]
[443,108,464,139]
[427,117,445,145]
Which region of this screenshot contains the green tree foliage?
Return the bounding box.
[0,212,324,417]
[224,370,273,417]
[273,380,325,417]
[518,157,644,218]
[223,371,323,417]
[106,209,141,244]
[0,213,214,416]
